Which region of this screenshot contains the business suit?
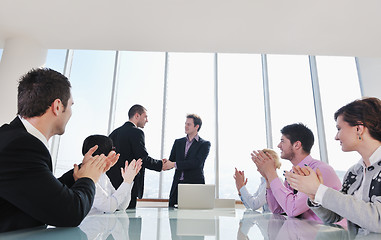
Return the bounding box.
[0,117,95,233]
[168,136,211,207]
[108,121,162,208]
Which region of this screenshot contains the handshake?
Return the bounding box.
[162,158,175,171]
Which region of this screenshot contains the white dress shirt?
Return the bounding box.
[89,173,133,214]
[19,115,49,150]
[239,177,269,211]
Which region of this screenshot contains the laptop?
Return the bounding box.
[177,184,215,209]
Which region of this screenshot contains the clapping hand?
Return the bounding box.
[73,145,120,182]
[81,145,120,172]
[74,153,108,183]
[122,159,142,184]
[104,150,120,172]
[233,168,247,194]
[284,166,324,200]
[251,150,277,182]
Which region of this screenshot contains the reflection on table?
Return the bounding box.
[0,207,380,239]
[238,210,349,240]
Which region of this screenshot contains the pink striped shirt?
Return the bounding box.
[266,155,341,222]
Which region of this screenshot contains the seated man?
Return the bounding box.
[0,68,118,232]
[253,123,341,222]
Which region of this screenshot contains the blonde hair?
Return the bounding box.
[262,148,281,169]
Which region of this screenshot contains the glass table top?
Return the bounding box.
[1,207,380,239]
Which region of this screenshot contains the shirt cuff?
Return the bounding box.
[240,186,249,197]
[314,184,328,204]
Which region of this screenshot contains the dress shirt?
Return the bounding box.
[178,134,199,181]
[266,155,341,222]
[315,146,381,204]
[240,176,269,212]
[19,115,49,150]
[89,173,133,214]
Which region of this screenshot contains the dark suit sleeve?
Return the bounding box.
[175,140,211,170]
[58,169,75,187]
[0,135,95,228]
[130,129,162,172]
[169,139,178,163]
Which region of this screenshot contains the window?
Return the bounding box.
[267,54,319,173]
[217,53,266,199]
[45,49,67,73]
[317,56,361,178]
[44,49,362,199]
[162,52,216,199]
[113,51,166,198]
[54,50,115,177]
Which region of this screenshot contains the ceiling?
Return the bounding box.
[1,0,380,57]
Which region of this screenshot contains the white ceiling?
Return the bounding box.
[1,0,380,57]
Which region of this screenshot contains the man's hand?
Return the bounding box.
[251,150,278,182]
[82,145,98,165]
[162,159,175,171]
[104,150,120,172]
[73,154,108,183]
[74,146,120,182]
[233,168,248,194]
[121,159,142,184]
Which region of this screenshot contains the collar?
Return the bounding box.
[359,145,381,167]
[187,134,199,142]
[18,115,49,150]
[369,146,381,165]
[297,155,314,167]
[128,121,137,127]
[260,176,266,183]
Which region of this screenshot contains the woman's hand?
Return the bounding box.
[121,159,142,184]
[233,168,248,194]
[285,166,323,200]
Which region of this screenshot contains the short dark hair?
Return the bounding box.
[334,97,381,142]
[187,114,202,132]
[128,104,147,119]
[82,135,114,156]
[17,68,71,118]
[280,123,314,154]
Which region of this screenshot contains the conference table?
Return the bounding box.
[1,207,380,239]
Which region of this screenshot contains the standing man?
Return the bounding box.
[166,114,211,207]
[108,104,169,209]
[0,68,118,233]
[253,123,341,222]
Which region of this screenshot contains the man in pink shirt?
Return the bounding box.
[253,123,341,222]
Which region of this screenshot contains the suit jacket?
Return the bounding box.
[169,136,211,200]
[0,117,95,233]
[107,121,162,199]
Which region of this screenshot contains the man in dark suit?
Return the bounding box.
[0,68,118,233]
[166,114,211,207]
[108,104,169,209]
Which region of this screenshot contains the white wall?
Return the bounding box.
[0,37,47,124]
